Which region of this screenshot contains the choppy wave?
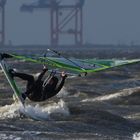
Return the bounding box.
[57,87,69,98]
[0,99,69,120]
[82,87,140,102]
[0,133,21,140]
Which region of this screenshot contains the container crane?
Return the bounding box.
[0,0,6,45]
[21,0,85,46]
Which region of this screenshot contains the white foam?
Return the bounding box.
[0,133,22,140]
[0,86,70,120]
[0,103,21,119]
[21,99,69,120]
[0,99,69,120]
[133,132,140,140]
[82,87,140,102]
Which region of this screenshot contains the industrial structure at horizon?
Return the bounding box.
[0,0,85,46]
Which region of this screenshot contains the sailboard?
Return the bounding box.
[0,61,47,120]
[0,60,25,106]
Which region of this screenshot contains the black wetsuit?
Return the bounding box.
[12,69,66,102]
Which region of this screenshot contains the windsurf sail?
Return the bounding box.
[2,50,140,77]
[0,60,25,106]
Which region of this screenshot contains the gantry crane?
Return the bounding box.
[0,0,6,45]
[21,0,85,46]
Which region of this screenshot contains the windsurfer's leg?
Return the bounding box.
[16,72,35,100]
[9,70,35,93]
[11,71,34,82]
[14,72,35,90]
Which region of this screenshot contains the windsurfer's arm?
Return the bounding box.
[37,66,48,81]
[55,72,67,93]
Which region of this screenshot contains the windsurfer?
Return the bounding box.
[9,68,67,102]
[0,53,67,102]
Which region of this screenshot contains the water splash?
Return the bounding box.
[0,99,69,120]
[21,99,70,120]
[133,132,140,140]
[0,103,21,119]
[0,133,22,140]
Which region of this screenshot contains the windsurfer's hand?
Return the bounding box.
[61,71,67,78]
[43,65,48,71]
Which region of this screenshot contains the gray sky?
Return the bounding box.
[5,0,140,45]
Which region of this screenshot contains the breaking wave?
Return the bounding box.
[0,99,69,120]
[21,99,70,120]
[0,103,21,119]
[82,87,140,102]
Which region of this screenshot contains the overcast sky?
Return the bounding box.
[4,0,140,45]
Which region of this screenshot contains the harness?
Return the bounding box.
[43,70,56,87]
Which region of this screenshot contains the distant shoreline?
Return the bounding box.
[0,44,140,59]
[1,44,140,49]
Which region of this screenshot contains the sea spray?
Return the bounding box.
[133,132,140,140]
[20,99,70,120]
[0,103,21,119]
[0,99,69,120]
